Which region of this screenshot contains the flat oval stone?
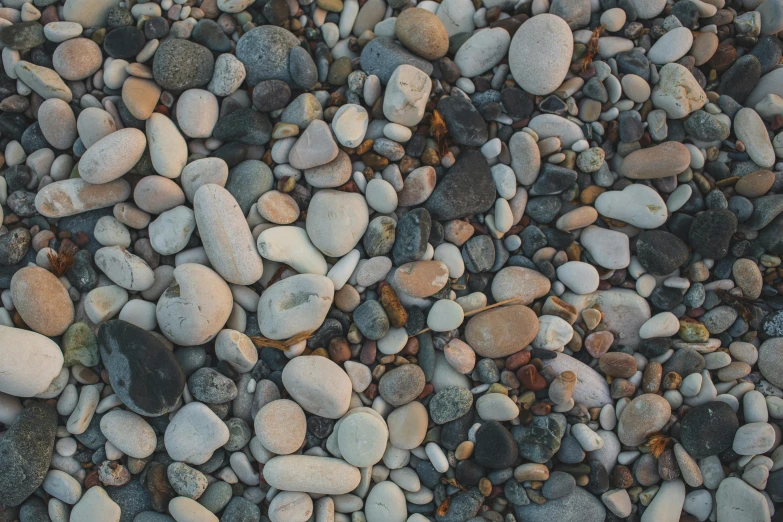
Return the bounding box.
[10,266,73,337]
[0,326,63,397]
[378,364,426,407]
[79,128,146,184]
[306,190,369,257]
[338,411,389,467]
[465,305,539,358]
[264,455,361,495]
[365,481,407,522]
[254,399,306,455]
[38,98,77,149]
[99,410,157,459]
[95,246,155,291]
[594,184,667,229]
[617,394,671,446]
[454,27,511,78]
[393,260,449,298]
[156,264,233,345]
[281,356,352,419]
[257,226,327,276]
[620,142,691,179]
[509,14,573,95]
[98,320,186,416]
[395,7,449,60]
[194,184,263,285]
[35,179,131,218]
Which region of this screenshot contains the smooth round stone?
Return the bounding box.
[338,411,389,467]
[509,14,573,95]
[377,327,408,355]
[36,178,131,218]
[263,455,361,495]
[52,37,102,81]
[556,261,599,294]
[84,286,128,324]
[235,25,300,86]
[617,394,672,446]
[70,487,121,522]
[99,410,156,459]
[304,150,352,188]
[759,338,783,387]
[257,226,327,276]
[194,184,264,285]
[365,481,407,522]
[257,274,334,340]
[626,0,665,18]
[43,469,82,504]
[95,246,154,291]
[118,300,157,331]
[491,266,551,304]
[306,190,369,257]
[282,356,351,419]
[157,264,233,345]
[733,422,777,455]
[0,326,63,397]
[640,312,680,339]
[387,401,428,449]
[254,399,306,455]
[38,98,76,149]
[378,364,426,406]
[268,491,312,522]
[641,479,684,522]
[44,22,82,43]
[621,74,651,103]
[365,178,398,213]
[579,225,630,269]
[735,107,775,168]
[636,230,688,276]
[208,54,246,97]
[15,60,72,102]
[398,165,436,206]
[77,108,116,148]
[594,184,667,229]
[647,27,693,64]
[533,315,574,350]
[716,477,770,522]
[181,158,229,203]
[383,64,432,126]
[690,32,719,66]
[395,7,448,60]
[452,27,510,78]
[331,104,368,148]
[620,142,691,179]
[147,113,188,179]
[169,497,218,522]
[427,299,464,332]
[149,206,196,256]
[79,128,146,184]
[176,89,218,139]
[165,402,229,465]
[152,39,214,91]
[122,77,161,120]
[393,260,449,298]
[465,305,539,357]
[288,119,338,169]
[476,393,520,422]
[10,266,73,337]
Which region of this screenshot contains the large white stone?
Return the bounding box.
[579,225,630,269]
[164,402,229,465]
[149,205,196,256]
[306,190,369,257]
[641,479,684,522]
[454,27,510,78]
[99,410,157,458]
[281,356,352,418]
[509,14,573,95]
[257,274,334,340]
[194,184,263,285]
[146,113,187,178]
[594,184,667,229]
[263,455,361,495]
[69,487,120,522]
[734,107,775,168]
[383,65,432,126]
[651,63,707,119]
[79,128,145,184]
[716,477,770,522]
[561,289,651,347]
[256,226,327,275]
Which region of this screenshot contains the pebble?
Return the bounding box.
[509,14,573,95]
[282,356,351,418]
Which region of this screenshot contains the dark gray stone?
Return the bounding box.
[392,208,431,265]
[430,386,473,424]
[425,151,495,220]
[236,25,300,86]
[436,96,488,147]
[359,37,434,84]
[514,487,606,522]
[153,39,214,91]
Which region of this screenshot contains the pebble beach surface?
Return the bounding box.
[2,0,783,520]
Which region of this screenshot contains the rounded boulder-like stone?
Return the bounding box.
[509,14,573,95]
[98,320,186,416]
[0,326,63,398]
[10,266,74,337]
[281,356,352,419]
[465,305,539,357]
[254,399,306,455]
[257,274,334,340]
[156,264,233,345]
[306,190,369,257]
[78,128,146,184]
[395,7,449,60]
[617,393,671,446]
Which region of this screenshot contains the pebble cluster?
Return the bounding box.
[2,0,783,520]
